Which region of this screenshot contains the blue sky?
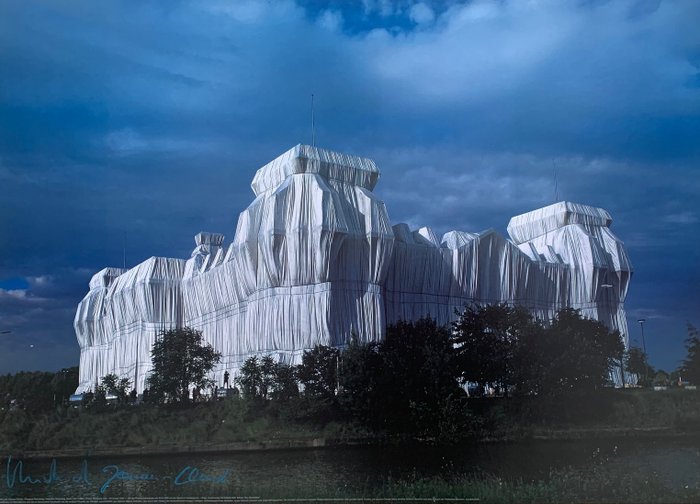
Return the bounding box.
[0,0,698,374]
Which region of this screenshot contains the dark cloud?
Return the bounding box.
[0,269,88,372]
[0,0,698,372]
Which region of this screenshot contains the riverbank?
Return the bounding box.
[4,436,700,503]
[9,425,700,461]
[3,389,699,460]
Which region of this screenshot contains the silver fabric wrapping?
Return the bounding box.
[74,145,632,392]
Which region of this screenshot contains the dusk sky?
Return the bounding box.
[0,0,698,374]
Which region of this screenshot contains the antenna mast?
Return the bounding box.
[552,161,559,203]
[311,93,315,147]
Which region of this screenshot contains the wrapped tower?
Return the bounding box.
[75,145,632,392]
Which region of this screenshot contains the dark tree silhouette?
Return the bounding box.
[146,327,221,403]
[534,308,625,394]
[625,347,653,387]
[100,373,131,402]
[338,338,382,424]
[236,355,298,401]
[0,367,78,414]
[338,319,469,439]
[452,304,535,395]
[378,317,466,438]
[452,305,624,397]
[297,345,340,401]
[270,361,299,402]
[237,356,263,400]
[682,324,700,384]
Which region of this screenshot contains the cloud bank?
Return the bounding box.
[0,0,698,372]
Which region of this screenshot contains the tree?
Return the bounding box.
[626,347,653,387]
[452,304,534,395]
[653,370,670,387]
[338,339,383,424]
[452,305,624,398]
[259,355,277,400]
[378,317,467,438]
[670,369,683,387]
[236,355,297,401]
[509,314,549,396]
[337,319,472,440]
[0,369,78,414]
[236,356,263,400]
[49,367,79,405]
[93,385,107,409]
[270,362,299,402]
[297,345,340,401]
[146,327,221,403]
[681,324,700,384]
[100,373,131,402]
[538,308,624,394]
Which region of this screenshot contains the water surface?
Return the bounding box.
[3,437,700,499]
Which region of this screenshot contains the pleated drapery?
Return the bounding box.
[74,145,632,393]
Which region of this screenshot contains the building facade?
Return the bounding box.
[74,145,632,392]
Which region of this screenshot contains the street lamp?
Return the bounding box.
[637,319,647,355]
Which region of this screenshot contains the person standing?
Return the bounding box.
[223,370,230,388]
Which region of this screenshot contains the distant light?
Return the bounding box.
[29,344,34,348]
[638,319,646,324]
[601,284,613,288]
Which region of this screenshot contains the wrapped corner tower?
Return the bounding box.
[75,145,632,392]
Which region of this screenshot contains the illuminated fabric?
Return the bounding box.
[75,145,632,392]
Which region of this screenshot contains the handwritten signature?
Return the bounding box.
[4,455,231,495]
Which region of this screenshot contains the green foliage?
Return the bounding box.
[379,318,468,438]
[0,307,648,451]
[626,347,654,386]
[338,339,383,425]
[101,373,119,395]
[50,367,79,402]
[652,369,670,387]
[509,314,548,396]
[452,304,535,394]
[270,361,299,401]
[0,367,78,414]
[452,305,625,398]
[92,385,107,411]
[237,356,264,399]
[100,373,132,402]
[82,390,94,405]
[259,355,277,400]
[2,377,700,453]
[146,327,221,403]
[682,324,700,384]
[237,355,299,402]
[297,345,340,402]
[532,308,625,395]
[338,318,473,441]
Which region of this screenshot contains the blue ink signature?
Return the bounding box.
[174,466,231,486]
[4,455,230,495]
[100,465,159,494]
[6,456,61,488]
[100,464,231,493]
[72,460,91,484]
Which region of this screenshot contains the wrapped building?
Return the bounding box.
[74,145,632,392]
